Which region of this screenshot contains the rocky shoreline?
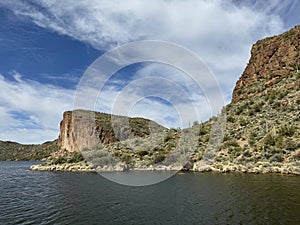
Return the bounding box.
[29,161,300,175]
[193,161,300,175]
[30,162,96,173]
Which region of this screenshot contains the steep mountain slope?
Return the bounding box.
[193,25,300,174]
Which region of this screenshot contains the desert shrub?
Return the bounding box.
[223,134,229,141]
[137,150,149,157]
[278,125,296,137]
[253,103,262,112]
[154,153,166,164]
[120,153,132,164]
[239,118,248,126]
[263,134,276,146]
[273,101,281,109]
[268,90,277,101]
[164,130,175,142]
[286,141,297,151]
[93,155,115,166]
[199,126,208,135]
[51,156,67,165]
[248,134,256,147]
[248,110,254,116]
[227,116,235,123]
[275,136,284,149]
[67,152,84,163]
[243,150,252,158]
[278,91,287,99]
[223,140,239,148]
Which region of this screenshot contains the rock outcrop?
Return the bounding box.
[57,110,166,153]
[232,25,300,102]
[195,25,300,175]
[57,110,101,153]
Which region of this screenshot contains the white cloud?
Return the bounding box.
[1,0,297,142]
[0,72,74,144]
[2,0,287,94]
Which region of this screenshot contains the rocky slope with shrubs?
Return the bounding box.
[194,25,300,174]
[0,140,58,161]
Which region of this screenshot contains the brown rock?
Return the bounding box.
[232,25,300,102]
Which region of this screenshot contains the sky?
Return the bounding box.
[0,0,300,144]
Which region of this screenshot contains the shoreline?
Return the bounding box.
[29,161,300,176]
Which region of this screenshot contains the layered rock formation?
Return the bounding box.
[232,25,300,102]
[57,110,166,153]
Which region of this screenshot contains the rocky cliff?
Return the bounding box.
[193,25,300,174]
[232,25,300,102]
[57,110,166,153]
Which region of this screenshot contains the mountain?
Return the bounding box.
[0,140,58,161]
[193,25,300,174]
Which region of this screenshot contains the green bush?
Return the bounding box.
[136,150,149,157]
[199,126,208,135]
[239,118,247,126]
[68,152,84,163]
[248,133,256,147]
[227,116,235,123]
[223,140,239,148]
[286,141,297,151]
[51,156,67,165]
[120,153,132,164]
[278,125,296,137]
[154,153,166,164]
[164,130,175,142]
[263,134,276,146]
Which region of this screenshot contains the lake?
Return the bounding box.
[0,161,299,225]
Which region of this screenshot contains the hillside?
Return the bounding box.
[193,25,300,174]
[0,140,58,161]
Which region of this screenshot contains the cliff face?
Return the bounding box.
[232,25,300,102]
[57,111,101,153]
[57,110,166,153]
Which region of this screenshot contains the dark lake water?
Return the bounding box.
[0,161,299,225]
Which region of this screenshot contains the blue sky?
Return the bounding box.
[0,0,300,144]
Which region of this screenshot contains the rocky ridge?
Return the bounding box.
[195,25,300,174]
[0,140,58,161]
[233,25,300,102]
[29,25,300,174]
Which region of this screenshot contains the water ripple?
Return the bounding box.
[0,162,299,225]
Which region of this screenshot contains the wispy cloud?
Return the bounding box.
[2,0,288,95]
[0,72,74,143]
